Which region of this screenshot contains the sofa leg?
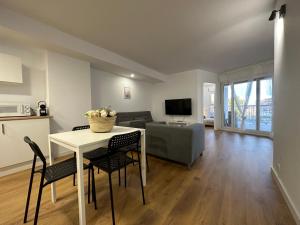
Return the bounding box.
[200,152,203,157]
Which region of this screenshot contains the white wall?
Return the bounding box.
[91,69,153,112]
[46,51,91,155]
[151,69,220,127]
[151,70,198,123]
[273,0,300,223]
[0,41,46,108]
[219,60,274,83]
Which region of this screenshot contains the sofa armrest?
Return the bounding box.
[189,124,205,163]
[146,123,205,166]
[146,124,194,162]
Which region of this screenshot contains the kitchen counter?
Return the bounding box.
[0,115,52,121]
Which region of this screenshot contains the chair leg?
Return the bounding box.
[73,173,76,186]
[146,154,150,172]
[118,169,121,186]
[137,155,146,205]
[33,172,45,225]
[98,168,100,174]
[91,167,97,209]
[88,168,91,204]
[24,158,36,223]
[131,151,135,166]
[108,173,116,225]
[124,163,127,188]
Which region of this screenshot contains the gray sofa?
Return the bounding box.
[116,111,164,129]
[146,123,205,167]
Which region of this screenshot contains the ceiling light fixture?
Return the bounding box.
[130,73,135,78]
[269,4,286,21]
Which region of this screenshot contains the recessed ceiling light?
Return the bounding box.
[130,73,135,78]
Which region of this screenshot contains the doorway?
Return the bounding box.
[203,83,216,128]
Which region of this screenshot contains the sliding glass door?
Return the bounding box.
[259,78,273,132]
[222,77,273,133]
[233,81,257,130]
[223,84,232,128]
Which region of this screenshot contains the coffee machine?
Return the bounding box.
[37,101,48,116]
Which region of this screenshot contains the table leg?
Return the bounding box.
[141,133,146,186]
[76,151,86,225]
[48,138,56,203]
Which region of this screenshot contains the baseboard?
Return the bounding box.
[271,167,300,225]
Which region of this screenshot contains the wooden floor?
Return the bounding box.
[0,128,296,225]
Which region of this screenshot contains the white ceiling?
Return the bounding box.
[0,0,275,74]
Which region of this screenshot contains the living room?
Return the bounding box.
[0,1,300,225]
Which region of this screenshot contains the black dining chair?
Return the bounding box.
[72,125,109,186]
[72,125,123,187]
[23,136,97,225]
[120,141,150,172]
[90,131,145,225]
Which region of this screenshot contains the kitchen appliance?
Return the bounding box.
[37,101,48,116]
[0,102,31,117]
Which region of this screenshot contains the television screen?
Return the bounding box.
[165,98,192,115]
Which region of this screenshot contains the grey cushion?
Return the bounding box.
[116,111,153,124]
[116,111,155,129]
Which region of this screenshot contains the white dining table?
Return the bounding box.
[48,126,146,225]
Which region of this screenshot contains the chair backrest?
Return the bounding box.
[108,131,141,152]
[24,136,46,165]
[72,125,90,131]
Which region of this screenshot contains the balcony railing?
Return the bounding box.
[224,104,273,132]
[237,104,272,131]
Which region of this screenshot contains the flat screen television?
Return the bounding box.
[165,98,192,115]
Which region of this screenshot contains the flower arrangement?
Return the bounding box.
[85,107,117,133]
[84,107,116,118]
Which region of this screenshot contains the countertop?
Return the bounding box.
[0,116,52,121]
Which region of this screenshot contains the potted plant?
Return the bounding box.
[85,107,117,133]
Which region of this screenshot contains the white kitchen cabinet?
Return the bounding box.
[0,118,50,170]
[0,53,22,83]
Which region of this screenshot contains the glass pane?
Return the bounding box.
[234,81,257,130]
[223,85,232,127]
[259,78,273,132]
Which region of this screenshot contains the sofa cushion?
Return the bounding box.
[116,111,153,124]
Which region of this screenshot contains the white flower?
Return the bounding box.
[109,110,116,117]
[100,111,108,117]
